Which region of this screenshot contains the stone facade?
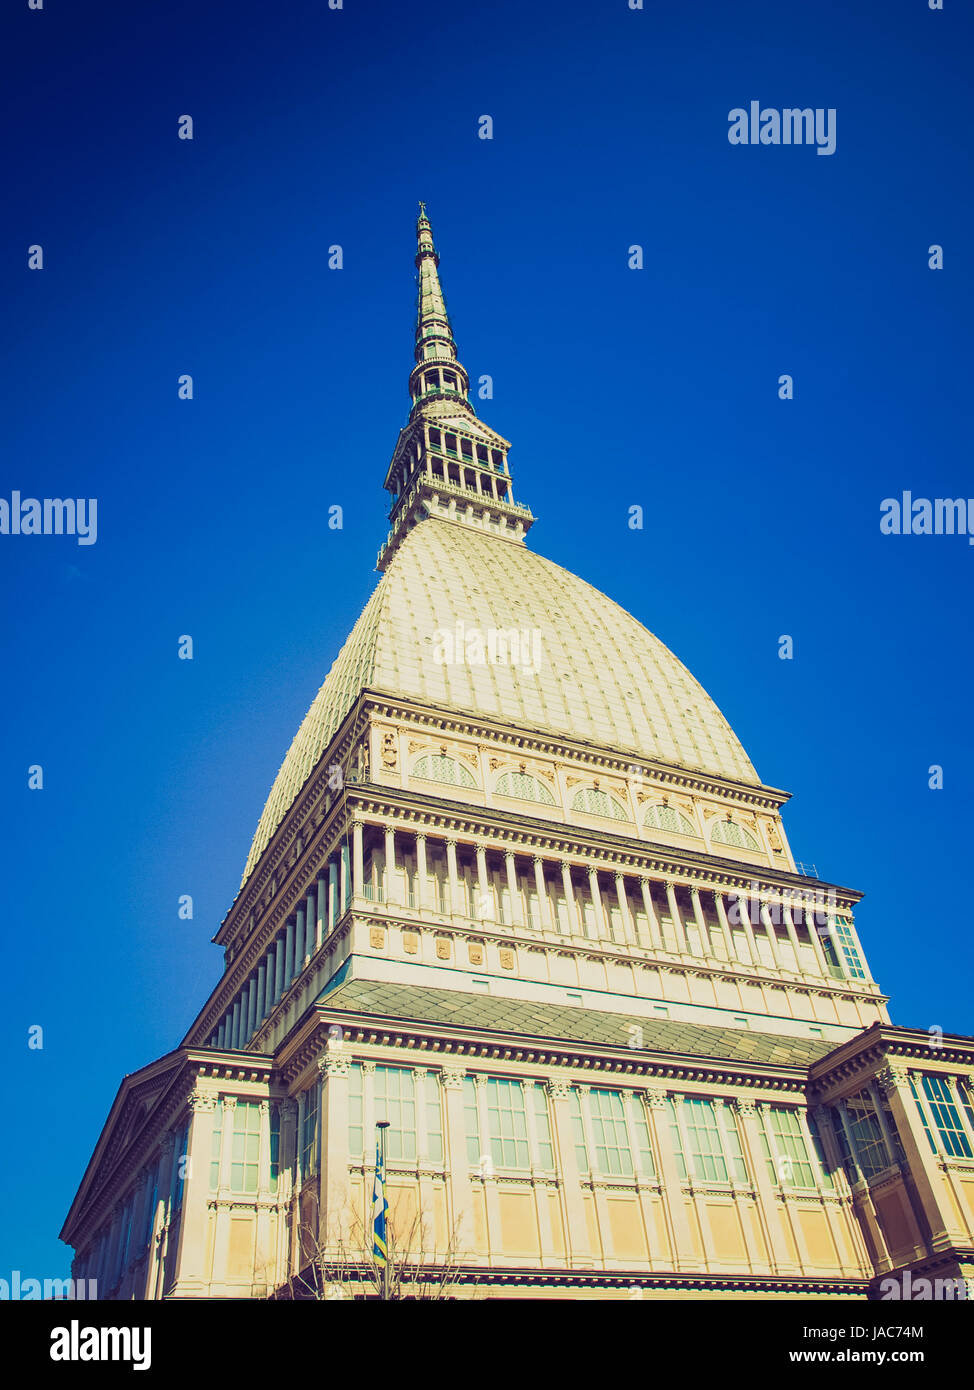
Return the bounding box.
[60,208,974,1300]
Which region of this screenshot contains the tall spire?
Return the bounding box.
[377,205,534,571]
[409,203,474,421]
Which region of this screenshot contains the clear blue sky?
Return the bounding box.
[1,0,971,1279]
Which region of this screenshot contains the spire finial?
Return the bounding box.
[376,207,534,570]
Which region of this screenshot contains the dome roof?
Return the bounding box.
[241,518,757,884]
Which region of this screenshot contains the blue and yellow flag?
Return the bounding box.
[372,1140,389,1266]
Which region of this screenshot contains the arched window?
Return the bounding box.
[495,771,556,806]
[710,819,759,851]
[644,803,698,837]
[412,753,476,789]
[571,787,628,821]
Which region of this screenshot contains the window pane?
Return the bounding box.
[921,1075,973,1159]
[348,1063,363,1158]
[463,1077,481,1165]
[374,1067,417,1162]
[486,1078,529,1170]
[682,1098,727,1182]
[588,1089,633,1177]
[531,1086,554,1170]
[844,1090,890,1178]
[665,1098,687,1180]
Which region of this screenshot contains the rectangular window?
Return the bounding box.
[907,1074,938,1155]
[587,1088,634,1177]
[348,1063,363,1157]
[629,1096,656,1176]
[806,1112,834,1188]
[269,1103,280,1193]
[426,1078,444,1163]
[956,1077,974,1139]
[463,1077,481,1164]
[173,1123,189,1213]
[830,918,866,979]
[531,1086,554,1171]
[759,1106,815,1188]
[843,1090,891,1179]
[828,1105,859,1181]
[665,1097,687,1180]
[231,1100,262,1194]
[719,1105,748,1182]
[374,1066,417,1162]
[570,1088,589,1173]
[682,1098,728,1182]
[142,1163,159,1248]
[301,1084,319,1177]
[210,1102,223,1190]
[486,1078,529,1170]
[919,1074,973,1159]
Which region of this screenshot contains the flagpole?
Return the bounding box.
[376,1121,390,1302]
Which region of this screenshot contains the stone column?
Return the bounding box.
[644,1089,696,1270]
[473,1075,501,1251]
[614,873,635,944]
[757,1100,813,1273]
[230,1000,241,1050]
[534,857,550,931]
[441,1069,476,1253]
[714,889,739,962]
[758,900,784,968]
[415,833,428,910]
[732,1097,794,1272]
[732,893,762,967]
[505,851,520,925]
[786,901,821,976]
[340,842,350,916]
[690,887,711,958]
[384,826,397,904]
[640,878,663,950]
[172,1090,218,1294]
[878,1065,960,1241]
[294,906,305,975]
[545,1080,593,1266]
[305,890,316,961]
[809,901,845,978]
[351,822,364,902]
[522,1081,556,1263]
[328,859,338,929]
[273,934,285,1002]
[778,899,805,972]
[475,844,490,921]
[664,880,687,952]
[284,917,295,986]
[832,1098,893,1265]
[254,962,266,1024]
[318,1051,351,1255]
[246,977,258,1040]
[561,861,579,936]
[446,838,461,916]
[147,1132,175,1299]
[316,876,327,950]
[587,867,605,940]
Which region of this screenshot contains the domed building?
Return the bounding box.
[61,207,974,1301]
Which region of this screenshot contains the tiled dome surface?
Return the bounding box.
[241,518,757,883]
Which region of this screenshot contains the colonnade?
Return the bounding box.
[211,821,872,1051]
